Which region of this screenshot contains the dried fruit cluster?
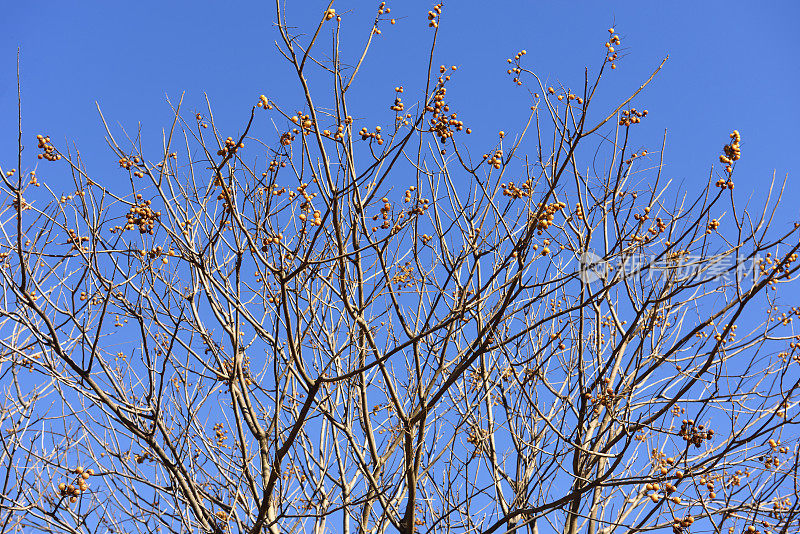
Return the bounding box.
[506,49,527,86]
[530,201,567,233]
[619,107,647,127]
[256,94,273,109]
[678,419,714,448]
[358,125,384,144]
[36,134,61,161]
[217,136,243,157]
[427,3,442,28]
[66,228,89,252]
[124,195,161,234]
[720,129,742,172]
[607,28,621,69]
[502,179,532,199]
[57,466,95,504]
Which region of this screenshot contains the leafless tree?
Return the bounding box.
[2,3,800,534]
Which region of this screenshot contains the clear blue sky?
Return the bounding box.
[2,3,799,532]
[3,0,799,348]
[2,0,798,209]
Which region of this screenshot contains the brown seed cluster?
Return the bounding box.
[261,233,284,251]
[118,155,140,170]
[427,80,465,146]
[643,480,680,504]
[634,207,667,236]
[696,474,719,499]
[124,195,161,234]
[727,469,747,488]
[291,112,319,137]
[466,426,489,456]
[36,134,61,161]
[651,216,667,235]
[530,201,567,233]
[10,194,31,211]
[281,463,308,482]
[768,438,788,453]
[324,8,336,21]
[619,107,647,127]
[408,196,430,217]
[195,112,209,128]
[755,252,792,291]
[391,260,416,288]
[140,245,172,265]
[280,131,296,146]
[57,466,95,504]
[67,229,90,252]
[606,28,621,69]
[371,196,394,231]
[714,176,735,189]
[712,323,737,343]
[678,419,714,448]
[719,129,741,174]
[257,94,273,110]
[267,184,290,198]
[322,122,347,140]
[383,186,431,231]
[217,136,243,157]
[758,438,788,469]
[296,183,322,226]
[586,378,618,415]
[358,125,384,144]
[673,515,695,533]
[390,86,405,112]
[485,150,504,170]
[427,3,442,28]
[506,49,527,86]
[134,450,153,464]
[216,185,235,214]
[501,179,532,199]
[770,496,793,518]
[213,422,229,448]
[547,88,583,105]
[265,159,288,174]
[402,185,417,203]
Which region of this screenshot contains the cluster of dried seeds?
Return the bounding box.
[427,3,442,28]
[720,129,741,172]
[619,107,647,127]
[217,136,243,157]
[506,49,527,86]
[530,201,567,233]
[257,94,273,110]
[57,466,95,504]
[36,135,61,161]
[678,419,714,448]
[607,28,621,69]
[358,125,384,144]
[124,195,161,234]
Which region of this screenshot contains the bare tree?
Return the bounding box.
[2,3,800,534]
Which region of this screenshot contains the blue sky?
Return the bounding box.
[2,3,799,532]
[2,0,798,212]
